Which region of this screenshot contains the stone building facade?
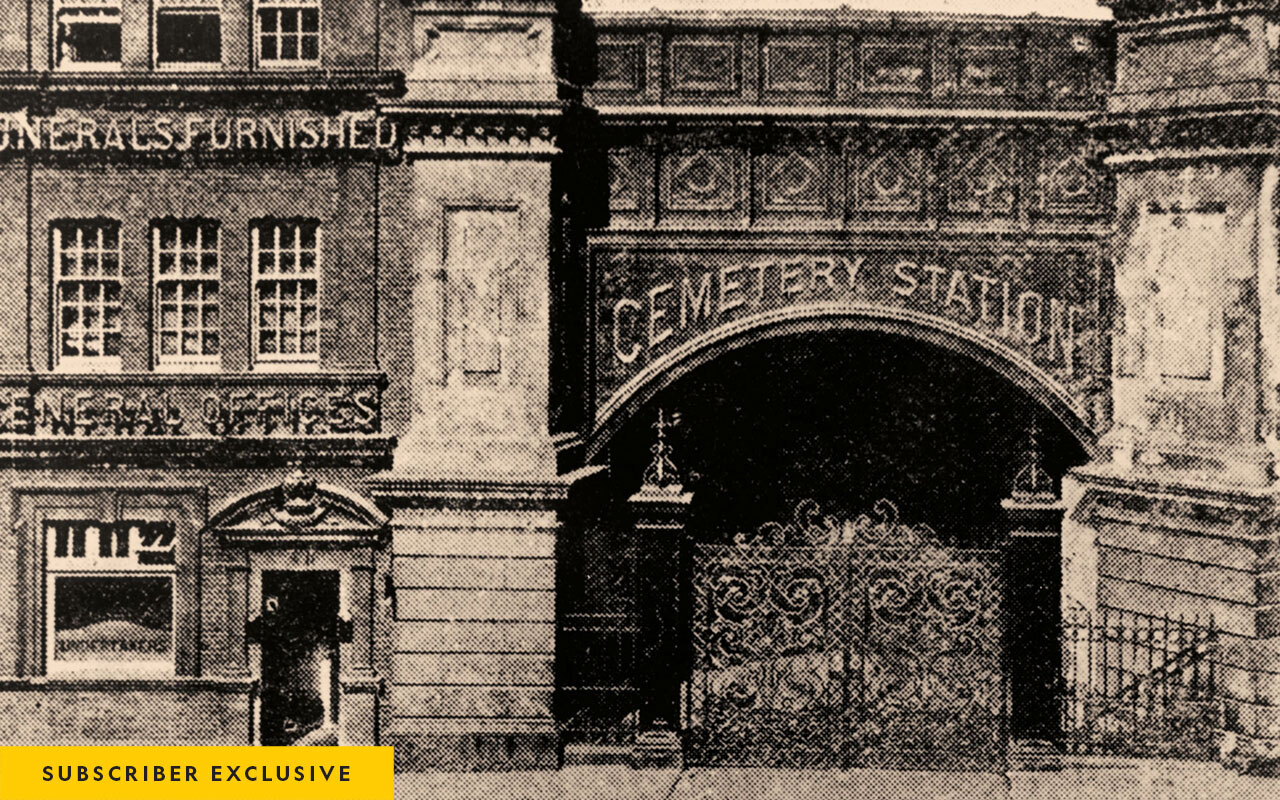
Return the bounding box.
[0,0,1277,775]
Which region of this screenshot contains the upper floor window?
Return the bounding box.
[252,220,321,367]
[155,0,222,68]
[154,220,220,370]
[54,220,122,371]
[55,0,122,70]
[256,0,321,68]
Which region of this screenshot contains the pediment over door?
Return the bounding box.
[209,469,389,547]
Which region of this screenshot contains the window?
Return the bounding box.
[54,0,122,69]
[54,220,122,371]
[155,0,222,68]
[253,220,320,366]
[46,520,176,675]
[154,220,220,369]
[256,0,321,67]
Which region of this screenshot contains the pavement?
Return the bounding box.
[396,761,1279,800]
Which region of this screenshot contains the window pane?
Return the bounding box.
[300,33,319,61]
[59,14,122,65]
[301,8,319,32]
[259,9,277,33]
[53,576,171,663]
[280,9,298,33]
[260,35,278,61]
[156,10,221,64]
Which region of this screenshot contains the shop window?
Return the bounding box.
[155,0,222,68]
[252,220,321,367]
[154,220,220,370]
[46,520,176,675]
[256,0,321,67]
[54,0,122,69]
[53,220,123,372]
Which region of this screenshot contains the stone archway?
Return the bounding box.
[562,324,1092,760]
[588,304,1101,466]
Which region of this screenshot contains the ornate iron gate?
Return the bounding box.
[688,500,1006,771]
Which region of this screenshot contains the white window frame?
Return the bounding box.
[53,0,123,71]
[153,219,221,371]
[153,0,224,70]
[254,0,322,69]
[53,219,123,373]
[45,521,176,678]
[252,220,322,370]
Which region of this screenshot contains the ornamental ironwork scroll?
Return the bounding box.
[689,499,1005,771]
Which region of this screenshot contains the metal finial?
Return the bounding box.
[642,408,682,490]
[1012,418,1054,501]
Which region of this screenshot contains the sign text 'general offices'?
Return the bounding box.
[0,112,398,153]
[598,249,1099,403]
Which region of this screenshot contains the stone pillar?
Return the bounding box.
[1002,423,1068,742]
[339,561,379,746]
[629,484,693,768]
[373,0,582,772]
[1089,1,1280,770]
[625,409,693,768]
[1002,493,1067,741]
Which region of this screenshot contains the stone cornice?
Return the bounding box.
[388,103,563,157]
[403,0,556,15]
[0,69,405,106]
[588,9,1113,29]
[594,105,1097,124]
[1105,0,1280,24]
[367,465,607,508]
[0,435,396,469]
[1091,106,1280,156]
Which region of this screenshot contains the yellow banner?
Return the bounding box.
[0,747,393,800]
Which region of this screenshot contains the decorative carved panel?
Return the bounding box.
[859,38,929,93]
[958,42,1019,94]
[443,208,520,383]
[669,38,739,94]
[949,134,1018,216]
[763,37,831,94]
[411,20,551,81]
[597,39,646,92]
[1036,139,1102,215]
[759,149,828,212]
[852,143,926,214]
[664,149,739,212]
[1145,212,1221,382]
[608,149,642,212]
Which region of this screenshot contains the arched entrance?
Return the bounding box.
[560,325,1091,766]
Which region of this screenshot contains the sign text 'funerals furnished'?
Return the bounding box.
[0,112,398,152]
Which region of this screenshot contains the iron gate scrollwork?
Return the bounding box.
[689,499,1006,771]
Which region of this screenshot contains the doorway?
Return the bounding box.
[258,570,341,745]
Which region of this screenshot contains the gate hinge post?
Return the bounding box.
[629,480,693,769]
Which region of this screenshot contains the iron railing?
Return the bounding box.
[1058,606,1220,761]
